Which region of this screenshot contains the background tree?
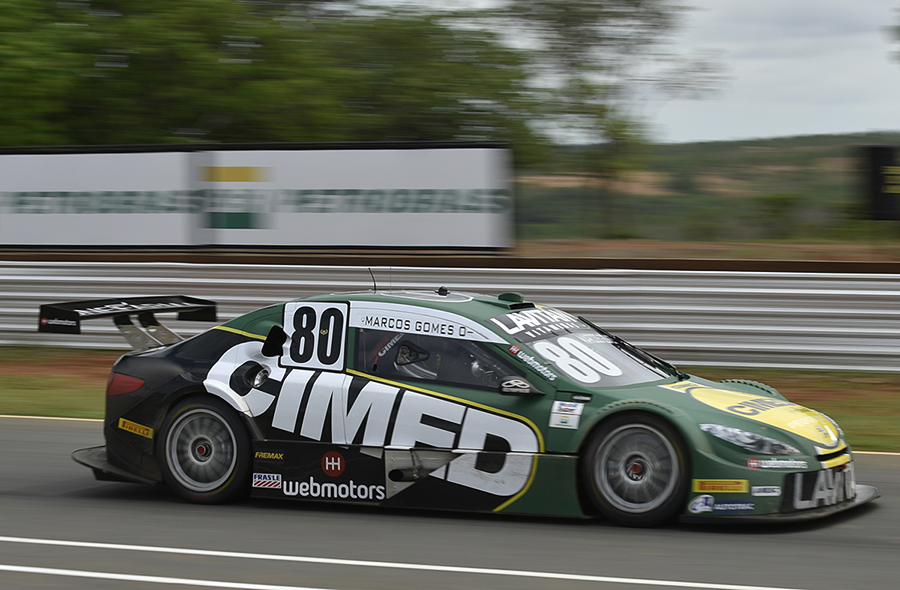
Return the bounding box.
[0,0,88,145]
[0,0,543,153]
[478,0,723,236]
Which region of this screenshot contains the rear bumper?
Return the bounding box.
[72,445,158,485]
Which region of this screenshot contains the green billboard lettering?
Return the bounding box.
[5,188,512,215]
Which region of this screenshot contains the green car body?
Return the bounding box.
[212,289,877,526]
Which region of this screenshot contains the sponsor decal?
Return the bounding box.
[747,458,808,469]
[377,334,403,358]
[552,401,584,415]
[254,451,284,462]
[205,342,542,500]
[500,379,531,394]
[711,501,755,514]
[40,317,77,327]
[283,477,386,501]
[689,495,755,514]
[688,495,715,514]
[252,473,282,489]
[506,346,558,382]
[117,418,153,439]
[321,452,345,477]
[549,401,583,429]
[489,308,583,343]
[348,301,506,343]
[571,393,592,403]
[661,381,842,447]
[75,301,196,317]
[751,486,782,497]
[549,413,579,429]
[788,463,857,511]
[692,479,749,493]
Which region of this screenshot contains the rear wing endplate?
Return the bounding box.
[38,296,217,351]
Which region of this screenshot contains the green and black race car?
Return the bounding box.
[39,288,879,527]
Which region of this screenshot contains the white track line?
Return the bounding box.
[0,535,807,590]
[0,415,101,422]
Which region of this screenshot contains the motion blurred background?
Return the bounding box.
[4,0,900,255]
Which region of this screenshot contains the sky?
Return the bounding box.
[650,0,900,143]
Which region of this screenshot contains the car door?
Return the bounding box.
[350,325,549,510]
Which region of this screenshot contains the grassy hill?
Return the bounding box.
[515,131,900,244]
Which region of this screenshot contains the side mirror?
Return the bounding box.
[261,325,287,357]
[498,377,544,396]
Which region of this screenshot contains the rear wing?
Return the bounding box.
[38,296,217,351]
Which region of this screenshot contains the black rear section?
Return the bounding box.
[102,328,250,482]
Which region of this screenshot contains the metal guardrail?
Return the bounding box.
[3,261,900,372]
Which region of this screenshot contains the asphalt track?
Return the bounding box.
[0,416,897,590]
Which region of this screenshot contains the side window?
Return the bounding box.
[355,328,516,390]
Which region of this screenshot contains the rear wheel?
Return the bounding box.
[582,413,688,527]
[158,397,251,504]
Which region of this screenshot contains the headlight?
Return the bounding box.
[700,424,801,456]
[819,412,845,440]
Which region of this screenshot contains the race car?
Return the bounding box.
[38,289,880,527]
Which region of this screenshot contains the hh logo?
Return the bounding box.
[322,452,344,477]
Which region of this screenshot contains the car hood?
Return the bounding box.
[661,381,843,451]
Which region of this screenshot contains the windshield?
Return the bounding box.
[489,307,675,388]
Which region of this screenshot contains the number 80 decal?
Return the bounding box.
[281,302,349,371]
[532,336,622,384]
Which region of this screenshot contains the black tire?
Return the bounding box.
[157,396,251,504]
[582,413,689,527]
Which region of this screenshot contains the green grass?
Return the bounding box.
[0,348,896,451]
[0,375,105,419]
[0,347,119,420]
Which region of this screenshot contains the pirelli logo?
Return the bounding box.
[692,479,749,493]
[118,418,154,439]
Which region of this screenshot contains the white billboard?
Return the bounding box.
[0,151,197,246]
[0,145,513,248]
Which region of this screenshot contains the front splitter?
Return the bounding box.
[680,484,880,524]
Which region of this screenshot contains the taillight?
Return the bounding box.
[106,373,145,396]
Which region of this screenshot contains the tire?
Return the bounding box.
[582,413,689,527]
[158,396,251,504]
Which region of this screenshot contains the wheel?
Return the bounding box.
[582,413,689,527]
[158,396,251,504]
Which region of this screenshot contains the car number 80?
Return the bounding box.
[532,336,622,384]
[281,302,349,371]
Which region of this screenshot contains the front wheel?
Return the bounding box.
[582,413,689,527]
[158,397,251,504]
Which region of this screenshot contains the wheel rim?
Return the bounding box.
[166,408,237,493]
[594,424,679,514]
